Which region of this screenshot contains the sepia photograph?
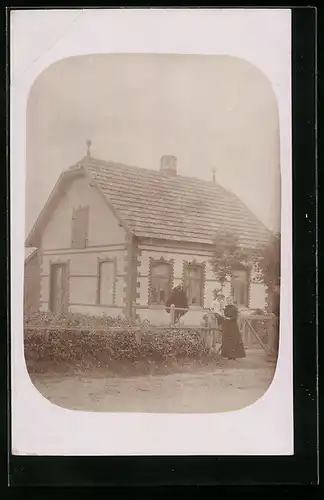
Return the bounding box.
[23,52,281,414]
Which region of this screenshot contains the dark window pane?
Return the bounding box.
[189,267,201,279]
[151,287,158,303]
[151,263,169,277]
[185,264,203,306]
[232,270,248,306]
[150,262,171,304]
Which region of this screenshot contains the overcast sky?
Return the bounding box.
[26,53,281,235]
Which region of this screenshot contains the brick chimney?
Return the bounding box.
[160,155,177,177]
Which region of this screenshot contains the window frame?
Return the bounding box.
[96,257,117,306]
[231,267,250,307]
[182,260,206,307]
[148,257,174,306]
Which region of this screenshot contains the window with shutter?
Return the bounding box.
[71,206,89,249]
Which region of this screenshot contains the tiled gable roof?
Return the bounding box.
[81,157,271,249]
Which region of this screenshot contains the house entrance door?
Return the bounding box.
[50,263,68,313]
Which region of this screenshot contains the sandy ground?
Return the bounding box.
[30,350,276,413]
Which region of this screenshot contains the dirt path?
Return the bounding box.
[30,351,276,413]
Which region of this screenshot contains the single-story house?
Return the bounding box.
[25,149,271,325]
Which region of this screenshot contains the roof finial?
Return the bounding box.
[86,139,92,157]
[212,168,216,184]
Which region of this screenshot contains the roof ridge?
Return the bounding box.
[82,155,227,190]
[84,157,271,227]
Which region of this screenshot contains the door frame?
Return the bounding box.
[49,260,70,313]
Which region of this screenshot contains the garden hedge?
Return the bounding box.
[24,312,209,371]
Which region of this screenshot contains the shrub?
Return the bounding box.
[252,308,267,316]
[254,233,280,314]
[24,312,209,372]
[24,310,133,329]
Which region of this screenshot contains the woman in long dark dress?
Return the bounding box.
[220,297,246,360]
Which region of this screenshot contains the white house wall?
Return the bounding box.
[40,176,126,250]
[40,247,127,315]
[135,243,266,325]
[249,283,267,310]
[249,260,267,310]
[136,244,231,325]
[38,175,127,316]
[24,252,40,314]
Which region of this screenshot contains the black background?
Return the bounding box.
[5,6,318,488]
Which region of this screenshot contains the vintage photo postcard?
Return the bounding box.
[10,8,293,456]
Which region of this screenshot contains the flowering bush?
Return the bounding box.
[24,312,209,372]
[252,308,267,316]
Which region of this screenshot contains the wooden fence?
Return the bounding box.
[167,305,278,355]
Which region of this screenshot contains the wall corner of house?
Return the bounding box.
[123,233,138,320]
[36,249,42,312]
